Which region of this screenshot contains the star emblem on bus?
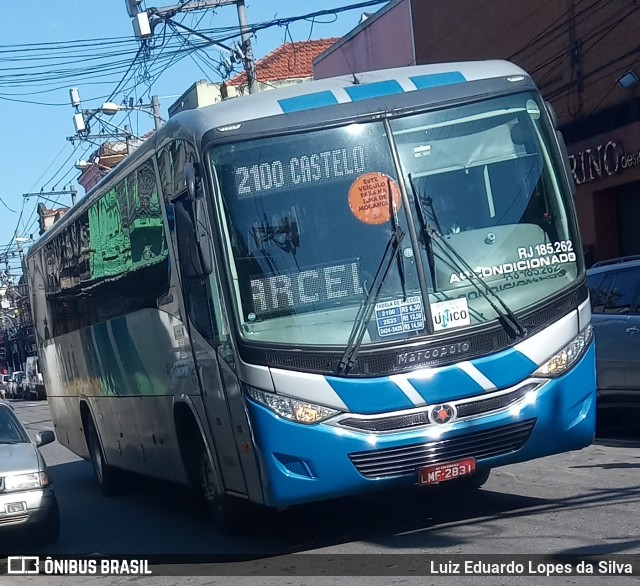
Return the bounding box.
[429,403,456,425]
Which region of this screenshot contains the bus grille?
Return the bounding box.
[338,384,535,432]
[348,419,535,479]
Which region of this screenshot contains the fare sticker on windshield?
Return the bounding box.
[348,172,402,225]
[375,295,424,337]
[431,298,471,331]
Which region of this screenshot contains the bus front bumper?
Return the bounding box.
[246,343,596,508]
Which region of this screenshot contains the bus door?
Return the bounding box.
[170,188,260,501]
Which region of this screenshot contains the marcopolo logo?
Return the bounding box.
[431,298,471,331]
[396,341,471,366]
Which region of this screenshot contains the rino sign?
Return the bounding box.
[568,140,640,185]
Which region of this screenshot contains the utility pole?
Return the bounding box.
[14,232,27,274]
[127,0,259,94]
[70,88,162,138]
[151,95,162,130]
[236,0,257,94]
[23,189,78,235]
[23,187,77,206]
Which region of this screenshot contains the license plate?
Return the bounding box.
[5,501,26,514]
[418,458,476,485]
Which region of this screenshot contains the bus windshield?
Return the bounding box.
[209,92,581,347]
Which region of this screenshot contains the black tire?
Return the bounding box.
[425,468,491,496]
[85,416,122,496]
[38,495,60,544]
[596,408,618,432]
[197,449,247,535]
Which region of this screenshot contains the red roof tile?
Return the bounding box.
[228,38,338,87]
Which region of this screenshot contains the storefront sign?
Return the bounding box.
[568,140,640,185]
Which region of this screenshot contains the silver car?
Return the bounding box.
[0,375,9,400]
[0,402,60,543]
[587,255,640,418]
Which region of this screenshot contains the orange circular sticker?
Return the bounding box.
[348,173,402,225]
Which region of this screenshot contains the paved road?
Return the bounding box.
[2,400,640,585]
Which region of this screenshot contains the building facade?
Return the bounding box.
[314,0,640,264]
[167,39,339,118]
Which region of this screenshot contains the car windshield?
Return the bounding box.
[209,92,581,347]
[0,407,29,443]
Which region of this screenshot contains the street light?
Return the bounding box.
[99,97,163,130]
[75,159,113,177]
[75,159,111,171]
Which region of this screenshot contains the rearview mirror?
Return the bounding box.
[175,162,213,277]
[184,162,197,201]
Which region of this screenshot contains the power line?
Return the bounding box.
[0,196,17,213]
[2,1,390,254]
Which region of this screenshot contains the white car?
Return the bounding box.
[8,371,26,400]
[0,402,60,543]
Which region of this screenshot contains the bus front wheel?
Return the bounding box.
[85,416,122,497]
[197,450,246,535]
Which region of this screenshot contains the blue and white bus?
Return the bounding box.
[27,61,595,532]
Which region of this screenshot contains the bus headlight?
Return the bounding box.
[246,386,339,424]
[533,325,593,378]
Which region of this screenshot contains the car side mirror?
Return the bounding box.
[36,430,55,447]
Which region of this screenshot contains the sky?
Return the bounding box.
[0,0,386,276]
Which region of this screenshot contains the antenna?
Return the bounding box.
[338,45,361,85]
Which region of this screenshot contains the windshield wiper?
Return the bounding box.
[408,178,526,341]
[337,178,409,375]
[408,173,437,290]
[336,221,405,376]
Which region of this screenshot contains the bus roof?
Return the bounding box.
[175,60,529,130]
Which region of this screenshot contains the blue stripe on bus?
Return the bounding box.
[405,366,483,404]
[323,338,543,415]
[409,71,466,90]
[278,91,339,113]
[470,348,538,389]
[324,376,416,414]
[344,80,404,101]
[325,345,540,413]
